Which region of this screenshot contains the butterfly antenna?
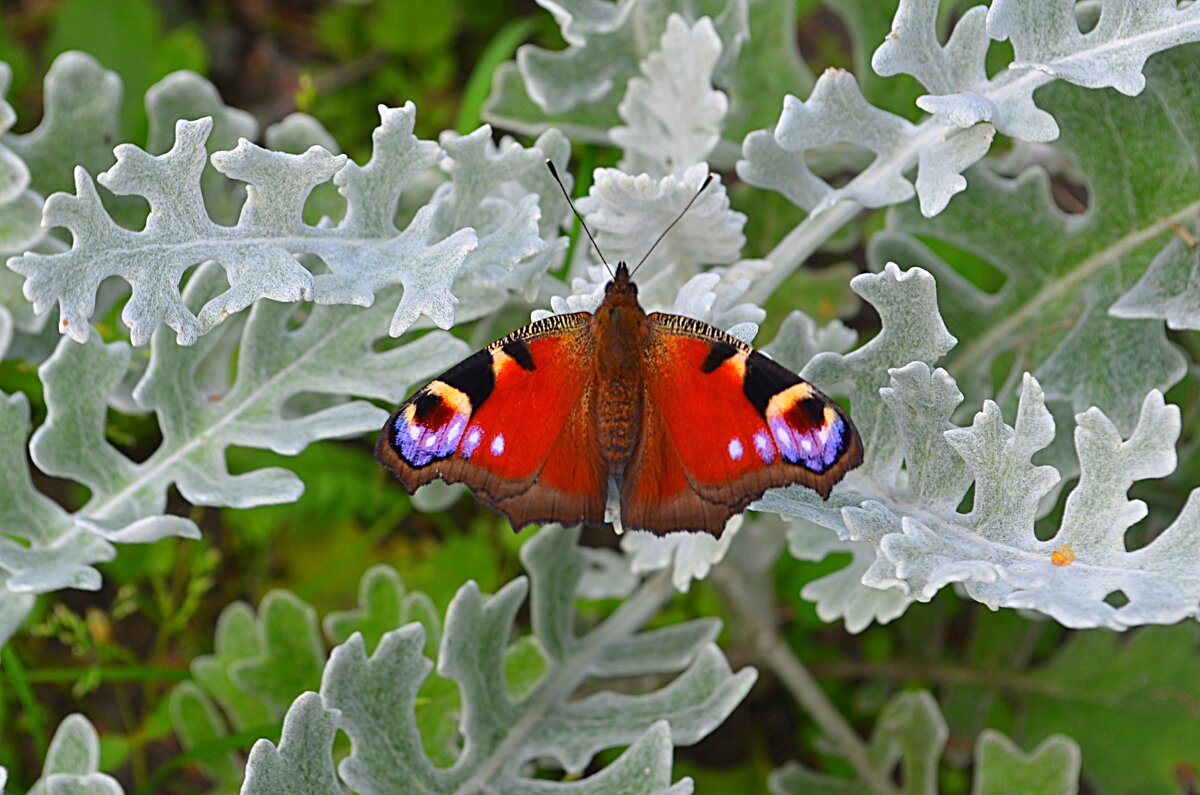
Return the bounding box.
[630,172,715,278]
[546,160,612,278]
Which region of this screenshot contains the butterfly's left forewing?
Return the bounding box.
[621,313,863,535]
[376,313,607,529]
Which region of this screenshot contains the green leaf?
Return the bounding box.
[770,691,1080,795]
[229,592,325,713]
[972,730,1080,795]
[167,683,243,790]
[323,564,441,657]
[190,602,273,732]
[1023,625,1200,794]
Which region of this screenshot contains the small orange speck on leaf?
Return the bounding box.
[1051,545,1076,567]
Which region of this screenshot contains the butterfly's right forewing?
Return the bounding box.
[376,312,607,529]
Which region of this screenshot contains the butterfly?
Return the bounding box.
[376,167,863,536]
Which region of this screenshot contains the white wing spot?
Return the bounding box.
[491,433,506,456]
[728,438,744,461]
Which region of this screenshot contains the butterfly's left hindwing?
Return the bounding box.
[376,313,607,529]
[621,313,862,535]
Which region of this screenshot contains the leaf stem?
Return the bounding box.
[711,564,899,795]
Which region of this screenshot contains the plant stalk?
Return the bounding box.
[712,564,899,795]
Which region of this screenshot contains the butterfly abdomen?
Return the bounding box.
[597,376,640,466]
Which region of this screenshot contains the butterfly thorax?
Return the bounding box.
[594,264,646,469]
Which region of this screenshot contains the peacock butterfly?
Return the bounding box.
[376,166,863,536]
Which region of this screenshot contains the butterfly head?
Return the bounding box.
[605,261,637,296]
[600,261,642,324]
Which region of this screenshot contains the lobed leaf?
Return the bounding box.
[756,260,1200,630]
[22,715,125,795]
[1,54,265,364]
[483,0,754,156]
[8,100,566,346]
[251,525,753,793]
[768,691,1079,795]
[973,731,1080,795]
[610,15,728,177]
[1110,230,1200,331]
[880,45,1199,433]
[4,52,123,199]
[574,164,745,288]
[0,62,47,361]
[170,564,439,789]
[989,0,1200,98]
[0,261,467,644]
[323,563,441,657]
[242,692,342,795]
[741,0,1200,224]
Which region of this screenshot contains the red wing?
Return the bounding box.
[621,313,863,536]
[376,313,606,530]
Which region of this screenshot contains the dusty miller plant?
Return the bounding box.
[2,0,1200,792]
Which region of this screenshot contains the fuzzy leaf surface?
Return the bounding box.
[756,262,1200,630]
[483,0,765,153]
[0,263,465,643]
[260,525,755,792]
[24,715,125,795]
[574,164,745,287]
[610,14,727,176]
[8,102,565,345]
[879,46,1198,434]
[741,0,1200,220]
[171,564,438,790]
